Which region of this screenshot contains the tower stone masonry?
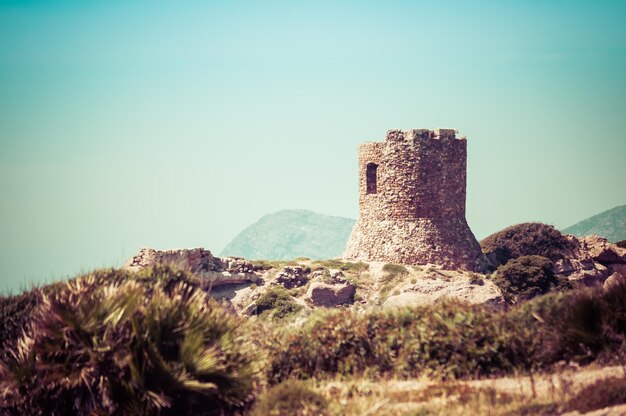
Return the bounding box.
[343,128,486,272]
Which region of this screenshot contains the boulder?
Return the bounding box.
[556,235,626,285]
[553,258,610,286]
[306,282,355,307]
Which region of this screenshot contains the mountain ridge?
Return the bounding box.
[563,205,626,242]
[220,209,355,260]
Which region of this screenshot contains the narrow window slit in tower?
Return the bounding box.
[366,163,378,194]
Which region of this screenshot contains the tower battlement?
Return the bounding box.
[385,128,459,142]
[343,128,486,272]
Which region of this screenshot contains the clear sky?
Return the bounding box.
[1,0,625,292]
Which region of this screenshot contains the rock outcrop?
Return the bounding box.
[555,235,626,285]
[125,247,223,273]
[124,248,261,287]
[383,273,504,308]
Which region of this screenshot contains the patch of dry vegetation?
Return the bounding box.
[253,366,626,415]
[251,276,626,386]
[2,262,626,414]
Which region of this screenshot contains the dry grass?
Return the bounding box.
[306,364,626,415]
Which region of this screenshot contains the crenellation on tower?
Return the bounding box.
[434,128,456,139]
[343,128,486,272]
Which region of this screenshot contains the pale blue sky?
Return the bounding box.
[1,1,625,291]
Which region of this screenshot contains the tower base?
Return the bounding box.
[343,217,487,272]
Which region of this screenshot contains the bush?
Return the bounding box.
[259,278,626,384]
[251,380,328,416]
[254,286,302,319]
[263,300,539,384]
[0,272,258,415]
[493,255,572,304]
[480,223,575,267]
[536,275,626,362]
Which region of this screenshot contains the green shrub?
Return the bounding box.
[254,286,303,319]
[493,255,572,304]
[382,263,409,277]
[0,273,258,415]
[312,259,369,273]
[480,223,575,267]
[535,276,626,363]
[251,380,328,416]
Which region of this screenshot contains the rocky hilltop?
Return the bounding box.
[125,225,626,316]
[124,248,504,313]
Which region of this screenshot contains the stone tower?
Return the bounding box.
[343,128,486,272]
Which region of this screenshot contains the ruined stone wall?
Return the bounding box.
[344,129,486,272]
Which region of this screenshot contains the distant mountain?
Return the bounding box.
[563,205,626,242]
[221,210,356,260]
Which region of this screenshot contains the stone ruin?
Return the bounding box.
[124,247,261,286]
[343,128,487,272]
